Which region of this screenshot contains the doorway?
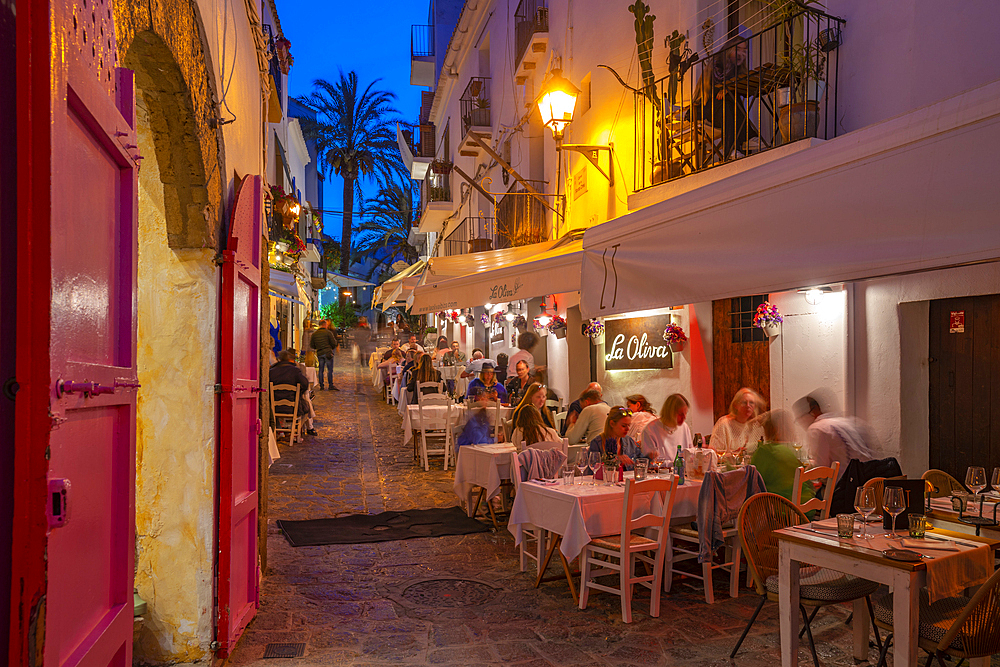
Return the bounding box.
[712,296,771,421]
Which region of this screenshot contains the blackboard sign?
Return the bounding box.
[882,479,925,530]
[604,315,674,371]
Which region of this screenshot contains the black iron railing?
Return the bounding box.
[514,0,549,69]
[633,9,844,191]
[403,121,436,159]
[443,217,504,256]
[426,170,451,203]
[262,24,282,102]
[460,78,491,136]
[411,25,434,58]
[495,186,548,248]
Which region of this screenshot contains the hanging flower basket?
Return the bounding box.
[662,322,688,347]
[584,318,605,342]
[512,315,527,329]
[753,302,783,337]
[430,160,453,175]
[762,322,781,337]
[669,341,686,353]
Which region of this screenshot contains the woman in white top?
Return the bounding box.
[710,387,766,454]
[625,394,658,441]
[510,404,561,451]
[641,393,692,463]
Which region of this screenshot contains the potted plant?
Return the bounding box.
[778,39,826,142]
[753,301,783,337]
[584,318,605,343]
[662,322,688,353]
[469,97,491,127]
[430,159,452,175]
[548,315,568,339]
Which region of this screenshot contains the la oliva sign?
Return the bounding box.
[603,315,675,371]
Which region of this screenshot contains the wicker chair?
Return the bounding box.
[870,566,1000,667]
[731,493,881,667]
[921,469,967,498]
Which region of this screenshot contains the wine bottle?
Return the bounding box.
[674,445,685,485]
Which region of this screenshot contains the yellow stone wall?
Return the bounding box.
[133,99,218,663]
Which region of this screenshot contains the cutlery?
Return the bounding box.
[925,534,982,549]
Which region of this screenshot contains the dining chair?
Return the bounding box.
[554,410,568,435]
[269,383,302,444]
[921,469,967,498]
[530,438,569,458]
[417,393,453,472]
[386,365,400,405]
[863,474,907,516]
[870,564,1000,667]
[730,493,882,667]
[416,380,445,397]
[509,451,549,573]
[579,476,679,623]
[482,400,504,443]
[545,398,562,414]
[792,462,840,520]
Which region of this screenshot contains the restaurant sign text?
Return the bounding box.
[604,315,674,371]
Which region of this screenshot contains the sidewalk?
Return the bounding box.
[227,358,869,666]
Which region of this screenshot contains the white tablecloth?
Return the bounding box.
[508,476,703,560]
[439,363,469,396]
[403,404,513,446]
[454,444,517,516]
[304,366,318,386]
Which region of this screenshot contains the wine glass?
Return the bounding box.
[966,467,987,516]
[588,451,602,486]
[883,487,906,539]
[992,467,1000,494]
[576,450,589,484]
[854,486,877,538]
[792,442,803,462]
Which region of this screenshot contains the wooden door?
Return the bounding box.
[712,296,771,421]
[217,175,263,657]
[929,295,1000,481]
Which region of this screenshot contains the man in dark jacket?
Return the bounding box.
[269,349,316,435]
[311,319,339,391]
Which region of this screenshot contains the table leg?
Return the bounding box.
[469,488,485,519]
[892,571,919,667]
[559,551,578,605]
[536,535,561,588]
[852,596,870,662]
[778,543,800,667]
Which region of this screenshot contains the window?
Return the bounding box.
[730,295,767,343]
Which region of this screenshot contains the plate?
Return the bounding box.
[882,548,922,562]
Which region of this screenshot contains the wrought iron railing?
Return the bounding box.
[460,77,491,137]
[411,25,434,58]
[262,24,282,102]
[633,9,844,191]
[426,170,451,203]
[514,0,549,69]
[443,217,504,256]
[496,186,548,248]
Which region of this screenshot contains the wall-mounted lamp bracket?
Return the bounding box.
[557,143,614,187]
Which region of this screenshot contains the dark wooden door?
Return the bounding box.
[713,296,771,421]
[929,295,1000,481]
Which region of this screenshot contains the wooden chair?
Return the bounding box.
[792,462,840,519]
[730,493,882,667]
[386,365,400,405]
[415,380,444,397]
[863,474,907,516]
[416,393,452,472]
[579,476,679,623]
[870,565,1000,667]
[509,451,549,573]
[545,398,562,414]
[269,383,302,444]
[529,438,569,458]
[481,400,503,443]
[921,469,967,498]
[554,410,568,435]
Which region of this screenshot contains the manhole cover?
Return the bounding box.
[401,579,499,607]
[263,642,305,659]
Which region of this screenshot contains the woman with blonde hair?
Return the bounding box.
[510,405,561,451]
[512,382,555,430]
[640,393,691,463]
[407,353,442,396]
[710,387,766,454]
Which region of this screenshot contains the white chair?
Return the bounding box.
[417,393,453,471]
[529,438,569,458]
[545,398,562,414]
[554,410,568,435]
[480,400,503,443]
[509,451,549,574]
[416,380,445,397]
[792,462,840,520]
[269,383,302,444]
[386,365,400,405]
[579,476,679,622]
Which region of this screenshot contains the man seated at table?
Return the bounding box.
[404,333,425,354]
[752,410,816,514]
[794,388,876,481]
[269,349,316,436]
[441,340,466,366]
[566,387,610,445]
[456,387,497,448]
[380,337,402,361]
[465,362,508,403]
[563,382,602,435]
[460,349,484,379]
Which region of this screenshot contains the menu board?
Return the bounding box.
[603,315,674,371]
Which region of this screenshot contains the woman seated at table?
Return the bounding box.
[376,347,403,382]
[711,387,766,454]
[505,360,533,407]
[510,404,561,451]
[456,387,497,448]
[511,382,556,431]
[625,394,658,440]
[751,410,817,515]
[465,363,508,403]
[406,353,442,398]
[692,35,760,159]
[588,406,642,470]
[641,393,691,463]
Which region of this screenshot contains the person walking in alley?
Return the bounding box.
[311,319,339,391]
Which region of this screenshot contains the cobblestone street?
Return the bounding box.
[228,358,874,667]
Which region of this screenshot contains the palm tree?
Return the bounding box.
[296,72,400,277]
[353,166,420,280]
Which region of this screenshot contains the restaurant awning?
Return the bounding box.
[326,271,374,289]
[409,234,585,315]
[579,79,1000,318]
[269,269,300,299]
[373,260,426,308]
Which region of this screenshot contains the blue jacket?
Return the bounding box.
[587,434,642,469]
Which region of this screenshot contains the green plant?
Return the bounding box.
[475,97,490,109]
[764,0,825,26]
[782,39,827,103]
[320,300,361,329]
[628,1,657,105]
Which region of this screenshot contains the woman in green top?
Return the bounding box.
[751,410,817,516]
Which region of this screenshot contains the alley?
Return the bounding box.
[227,358,869,667]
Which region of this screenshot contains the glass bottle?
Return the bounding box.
[674,445,685,485]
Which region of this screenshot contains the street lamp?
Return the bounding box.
[537,69,579,141]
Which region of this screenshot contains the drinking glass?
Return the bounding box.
[588,451,602,485]
[575,451,589,484]
[966,466,987,516]
[854,486,877,538]
[992,467,1000,494]
[883,487,906,538]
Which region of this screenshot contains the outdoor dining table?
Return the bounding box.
[402,403,513,447]
[453,443,516,522]
[438,363,469,397]
[775,522,998,667]
[926,495,1000,539]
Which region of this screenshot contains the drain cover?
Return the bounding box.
[401,579,499,607]
[263,642,305,659]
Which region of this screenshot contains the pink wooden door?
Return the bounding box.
[45,0,140,663]
[217,175,262,656]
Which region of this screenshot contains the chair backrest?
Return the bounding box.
[921,469,967,498]
[387,364,400,382]
[416,381,444,399]
[510,451,523,493]
[792,462,840,519]
[269,383,300,413]
[737,493,808,595]
[620,476,679,548]
[937,564,1000,657]
[516,447,567,483]
[417,394,451,435]
[554,410,568,434]
[501,417,513,442]
[481,400,503,442]
[545,398,562,413]
[529,438,568,458]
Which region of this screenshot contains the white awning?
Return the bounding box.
[374,260,426,308]
[580,79,1000,318]
[409,235,584,314]
[269,269,300,299]
[326,271,374,289]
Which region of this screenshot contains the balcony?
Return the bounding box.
[634,9,844,191]
[442,217,505,256]
[262,24,283,122]
[309,255,327,290]
[411,25,435,87]
[513,0,549,85]
[495,186,548,248]
[417,166,454,234]
[460,78,491,156]
[399,122,436,179]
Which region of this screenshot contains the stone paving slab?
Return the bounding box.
[221,358,958,667]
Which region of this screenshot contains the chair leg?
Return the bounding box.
[621,552,633,623]
[866,595,884,654]
[731,595,767,658]
[702,561,715,604]
[874,631,893,667]
[730,540,742,599]
[578,548,592,610]
[798,605,819,639]
[800,604,821,667]
[663,535,674,593]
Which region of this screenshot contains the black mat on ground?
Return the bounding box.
[276,507,490,546]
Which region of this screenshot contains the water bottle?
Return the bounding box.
[674,445,685,485]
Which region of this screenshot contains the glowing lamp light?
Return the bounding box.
[537,69,580,141]
[484,302,494,311]
[536,303,552,327]
[504,307,516,322]
[458,313,467,325]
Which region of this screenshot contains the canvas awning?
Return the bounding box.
[374,260,426,308]
[580,79,1000,318]
[269,269,300,299]
[409,234,585,314]
[326,271,373,289]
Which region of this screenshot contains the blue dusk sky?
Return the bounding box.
[278,0,428,240]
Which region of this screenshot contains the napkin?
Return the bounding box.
[900,538,959,551]
[534,478,561,486]
[922,543,992,603]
